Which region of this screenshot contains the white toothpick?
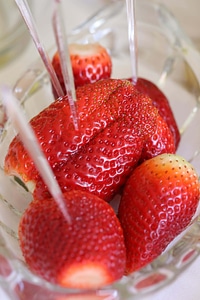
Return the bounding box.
[14,0,64,98]
[1,86,71,223]
[52,0,79,131]
[126,0,138,84]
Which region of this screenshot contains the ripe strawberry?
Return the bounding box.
[34,117,144,202]
[18,190,126,289]
[34,84,158,202]
[128,77,180,149]
[4,79,128,186]
[118,153,200,274]
[5,79,158,201]
[139,113,175,162]
[52,42,112,97]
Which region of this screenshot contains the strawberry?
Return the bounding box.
[52,42,112,98]
[118,153,200,274]
[18,190,126,289]
[34,117,144,202]
[4,79,128,187]
[128,77,180,149]
[139,113,175,162]
[5,79,158,201]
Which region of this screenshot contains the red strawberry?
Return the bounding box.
[5,79,158,201]
[4,79,128,186]
[128,77,180,149]
[33,85,158,202]
[139,113,175,162]
[34,117,144,202]
[18,190,126,289]
[52,42,112,98]
[118,153,200,274]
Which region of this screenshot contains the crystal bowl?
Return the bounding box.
[1,0,200,299]
[0,0,32,68]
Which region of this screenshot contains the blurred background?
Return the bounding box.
[0,0,199,86]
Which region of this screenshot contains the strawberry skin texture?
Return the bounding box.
[140,113,175,162]
[34,118,144,202]
[33,84,158,202]
[5,79,158,200]
[18,190,126,289]
[118,153,200,274]
[52,43,112,97]
[128,77,180,149]
[4,79,129,184]
[70,43,112,87]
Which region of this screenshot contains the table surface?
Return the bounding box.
[0,1,200,299]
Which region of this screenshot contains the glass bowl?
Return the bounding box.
[1,0,200,299]
[0,0,32,68]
